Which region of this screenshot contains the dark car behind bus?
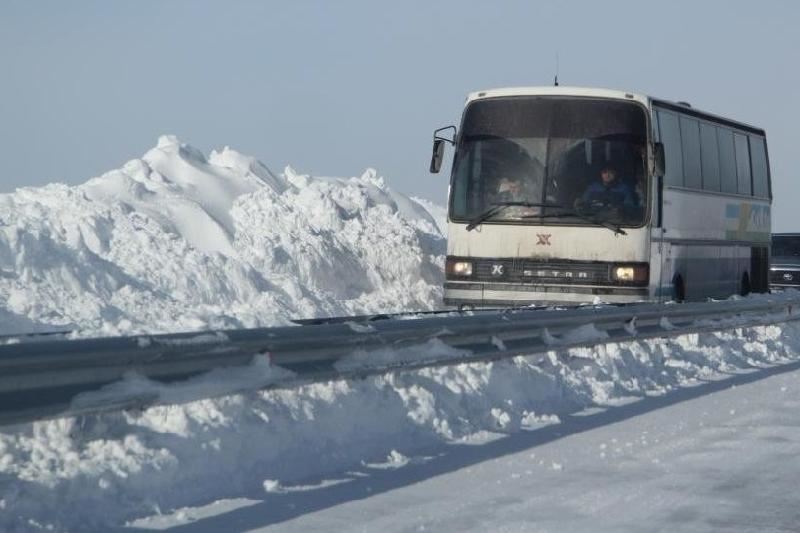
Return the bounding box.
[770,233,800,289]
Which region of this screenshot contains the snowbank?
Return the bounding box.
[0,136,445,336]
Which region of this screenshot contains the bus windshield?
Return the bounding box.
[450,97,649,227]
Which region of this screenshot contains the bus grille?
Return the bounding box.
[473,259,612,284]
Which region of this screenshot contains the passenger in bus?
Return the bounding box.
[574,163,639,220]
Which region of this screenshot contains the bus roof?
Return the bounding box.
[466,86,766,136]
[465,86,649,106]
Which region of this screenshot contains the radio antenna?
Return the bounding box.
[554,52,560,86]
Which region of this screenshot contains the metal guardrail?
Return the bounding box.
[2,295,800,427]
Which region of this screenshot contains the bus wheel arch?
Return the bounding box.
[672,274,686,303]
[741,272,751,297]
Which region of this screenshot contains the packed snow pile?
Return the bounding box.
[0,136,445,336]
[2,320,800,531]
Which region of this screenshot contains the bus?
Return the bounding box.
[430,86,771,306]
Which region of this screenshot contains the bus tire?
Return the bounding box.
[741,272,751,297]
[673,274,686,303]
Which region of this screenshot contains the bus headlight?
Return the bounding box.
[447,259,473,277]
[612,264,649,284]
[614,267,635,281]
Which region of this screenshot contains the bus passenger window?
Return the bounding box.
[700,123,720,191]
[680,116,702,189]
[734,133,752,196]
[750,136,769,198]
[718,128,738,194]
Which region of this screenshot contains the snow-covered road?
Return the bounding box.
[127,360,800,533]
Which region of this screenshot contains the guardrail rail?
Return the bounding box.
[2,295,799,427]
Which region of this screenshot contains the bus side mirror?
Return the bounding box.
[430,125,457,174]
[653,142,665,176]
[430,139,446,174]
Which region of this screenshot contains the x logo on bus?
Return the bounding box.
[536,234,552,245]
[784,273,794,281]
[491,264,505,276]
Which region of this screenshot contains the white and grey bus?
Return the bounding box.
[430,86,771,305]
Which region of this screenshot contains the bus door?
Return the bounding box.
[651,119,682,302]
[652,170,670,302]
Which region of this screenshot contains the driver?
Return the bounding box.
[495,175,527,202]
[487,174,540,218]
[575,163,638,216]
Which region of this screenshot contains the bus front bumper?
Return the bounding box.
[444,281,649,307]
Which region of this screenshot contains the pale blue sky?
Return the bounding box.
[1,0,798,228]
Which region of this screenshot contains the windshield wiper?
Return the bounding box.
[522,209,628,236]
[466,202,564,231]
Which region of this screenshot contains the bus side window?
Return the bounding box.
[750,136,769,198]
[657,110,683,187]
[679,116,702,189]
[718,128,738,194]
[699,122,721,192]
[734,132,752,196]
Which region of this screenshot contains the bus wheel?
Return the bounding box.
[673,274,686,303]
[741,272,751,297]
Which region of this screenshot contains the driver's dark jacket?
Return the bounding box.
[580,181,637,208]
